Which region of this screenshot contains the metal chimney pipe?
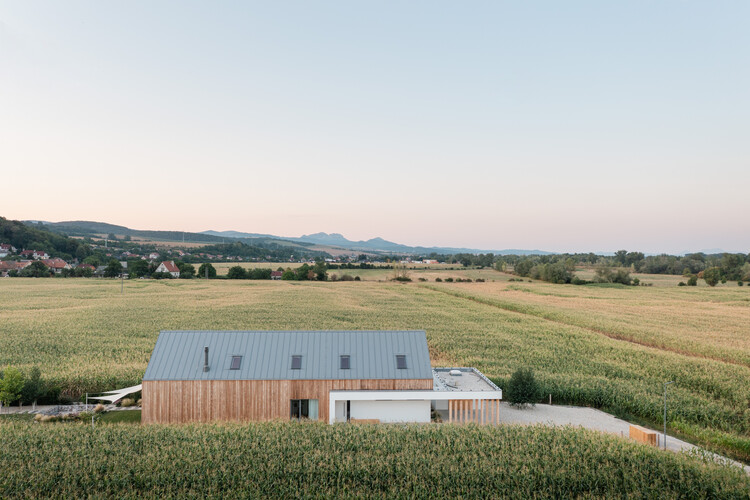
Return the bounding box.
[203,346,209,372]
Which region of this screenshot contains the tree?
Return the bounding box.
[505,368,541,408]
[176,261,195,279]
[198,263,217,279]
[313,259,327,281]
[103,259,123,278]
[226,266,246,279]
[703,267,722,287]
[107,233,117,241]
[129,260,150,278]
[21,260,50,277]
[0,367,25,408]
[21,366,42,409]
[281,269,296,280]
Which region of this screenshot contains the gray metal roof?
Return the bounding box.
[143,330,432,381]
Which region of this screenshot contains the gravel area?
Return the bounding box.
[498,403,749,474]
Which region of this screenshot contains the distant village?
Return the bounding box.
[0,240,444,278]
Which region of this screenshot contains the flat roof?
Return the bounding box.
[432,367,500,392]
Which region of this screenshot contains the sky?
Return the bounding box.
[1,1,748,254]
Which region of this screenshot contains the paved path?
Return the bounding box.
[498,403,749,474]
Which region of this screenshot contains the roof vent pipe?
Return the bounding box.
[203,346,209,372]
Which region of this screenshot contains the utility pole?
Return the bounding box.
[663,381,674,449]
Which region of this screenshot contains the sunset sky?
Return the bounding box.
[2,2,748,254]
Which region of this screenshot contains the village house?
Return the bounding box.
[20,250,49,260]
[142,330,502,425]
[271,270,283,280]
[0,243,16,258]
[155,260,180,278]
[41,258,71,274]
[0,260,33,277]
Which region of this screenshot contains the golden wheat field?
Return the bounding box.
[1,274,749,460]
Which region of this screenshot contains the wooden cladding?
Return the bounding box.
[447,399,501,425]
[142,378,432,424]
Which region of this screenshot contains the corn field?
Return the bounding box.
[1,277,749,461]
[0,422,747,498]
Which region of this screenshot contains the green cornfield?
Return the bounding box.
[0,422,747,498]
[1,276,749,461]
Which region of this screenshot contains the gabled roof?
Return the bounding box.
[159,261,179,273]
[143,330,432,381]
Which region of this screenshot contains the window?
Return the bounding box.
[290,399,318,420]
[339,355,350,370]
[291,355,302,370]
[396,354,407,369]
[229,355,242,370]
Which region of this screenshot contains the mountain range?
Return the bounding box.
[24,220,553,255]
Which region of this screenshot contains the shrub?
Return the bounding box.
[339,274,354,281]
[687,275,698,286]
[738,281,744,287]
[444,278,454,282]
[435,278,443,282]
[475,278,485,283]
[120,398,135,408]
[703,267,722,287]
[94,404,105,413]
[678,282,686,286]
[505,368,541,408]
[631,277,640,286]
[353,276,361,281]
[418,277,427,282]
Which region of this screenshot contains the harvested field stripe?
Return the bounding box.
[418,284,750,369]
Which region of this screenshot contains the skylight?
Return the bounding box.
[340,355,350,370]
[396,354,407,369]
[291,355,302,370]
[230,356,242,370]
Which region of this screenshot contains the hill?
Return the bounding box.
[0,217,91,261]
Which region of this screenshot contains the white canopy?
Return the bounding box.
[88,384,142,403]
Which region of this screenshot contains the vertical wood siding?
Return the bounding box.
[142,378,433,424]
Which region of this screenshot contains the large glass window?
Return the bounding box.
[290,399,318,421]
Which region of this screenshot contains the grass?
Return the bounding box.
[99,410,141,424]
[0,421,747,498]
[1,275,749,461]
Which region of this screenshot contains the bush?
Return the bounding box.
[475,278,485,283]
[703,267,722,287]
[687,275,698,286]
[678,282,686,286]
[94,404,105,413]
[444,278,454,282]
[353,276,361,281]
[120,398,135,408]
[738,281,744,287]
[435,278,443,282]
[418,277,427,282]
[505,368,541,408]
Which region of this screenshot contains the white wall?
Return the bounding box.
[350,400,430,423]
[334,400,347,422]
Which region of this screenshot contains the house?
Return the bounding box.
[77,263,96,271]
[0,260,33,276]
[155,260,180,278]
[148,253,160,261]
[20,250,49,260]
[0,243,16,258]
[141,330,502,425]
[271,271,283,280]
[41,258,71,274]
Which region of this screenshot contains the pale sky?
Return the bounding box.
[1,1,748,254]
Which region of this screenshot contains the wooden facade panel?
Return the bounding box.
[142,378,433,424]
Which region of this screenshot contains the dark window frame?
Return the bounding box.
[291,355,302,370]
[396,354,407,369]
[340,355,350,370]
[229,355,242,370]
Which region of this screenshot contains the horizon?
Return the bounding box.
[14,217,747,256]
[2,2,749,254]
